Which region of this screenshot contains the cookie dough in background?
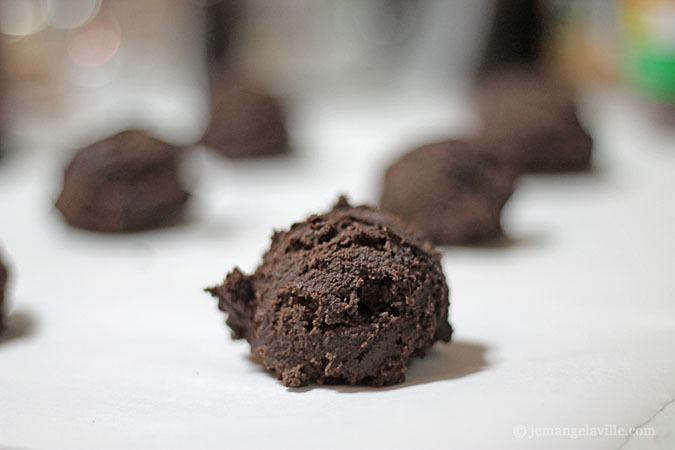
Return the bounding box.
[0,45,6,159]
[202,79,290,159]
[0,251,8,332]
[380,140,516,246]
[55,130,191,233]
[207,197,451,387]
[476,67,593,173]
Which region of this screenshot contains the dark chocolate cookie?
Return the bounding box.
[0,253,7,332]
[203,80,289,158]
[476,68,593,173]
[380,140,516,246]
[207,197,452,387]
[55,130,190,232]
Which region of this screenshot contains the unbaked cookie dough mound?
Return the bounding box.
[203,80,290,158]
[207,197,452,387]
[476,67,593,173]
[380,140,516,246]
[0,252,8,332]
[55,130,190,233]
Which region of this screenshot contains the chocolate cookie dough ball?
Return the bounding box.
[0,252,8,332]
[477,68,593,173]
[207,197,452,387]
[0,47,6,158]
[380,141,515,246]
[55,130,190,232]
[203,80,290,158]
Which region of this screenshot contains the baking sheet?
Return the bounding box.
[1,87,674,450]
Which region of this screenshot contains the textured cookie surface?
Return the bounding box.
[207,198,452,387]
[55,130,189,232]
[477,68,593,173]
[203,80,289,158]
[381,140,515,245]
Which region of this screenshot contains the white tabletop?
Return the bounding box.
[0,86,674,450]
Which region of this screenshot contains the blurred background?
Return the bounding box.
[0,0,673,154]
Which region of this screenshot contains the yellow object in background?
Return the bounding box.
[542,0,618,88]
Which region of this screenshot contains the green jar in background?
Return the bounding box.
[621,0,675,103]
